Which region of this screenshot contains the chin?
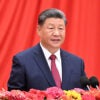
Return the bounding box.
[52,45,61,49]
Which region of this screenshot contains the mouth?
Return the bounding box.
[51,39,61,43]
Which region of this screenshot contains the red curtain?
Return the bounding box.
[0,0,100,90]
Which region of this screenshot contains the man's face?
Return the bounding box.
[37,18,66,51]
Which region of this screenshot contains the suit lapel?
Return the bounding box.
[33,44,56,86]
[33,44,72,89]
[61,50,72,90]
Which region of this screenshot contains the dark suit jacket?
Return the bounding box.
[8,43,86,91]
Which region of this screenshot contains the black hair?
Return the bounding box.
[38,8,67,25]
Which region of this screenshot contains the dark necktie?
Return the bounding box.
[50,54,61,88]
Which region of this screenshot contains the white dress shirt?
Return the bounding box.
[40,43,62,81]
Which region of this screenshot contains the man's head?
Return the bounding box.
[38,8,67,26]
[37,8,67,53]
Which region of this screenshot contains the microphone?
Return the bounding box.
[89,76,100,90]
[80,76,90,90]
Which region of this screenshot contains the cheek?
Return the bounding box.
[38,30,47,37]
[61,32,66,38]
[41,33,50,40]
[43,32,51,39]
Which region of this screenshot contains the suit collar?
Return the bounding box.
[33,43,56,86]
[33,43,71,88]
[60,50,72,89]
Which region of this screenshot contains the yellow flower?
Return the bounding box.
[64,90,82,100]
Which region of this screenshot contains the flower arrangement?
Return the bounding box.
[64,90,82,100]
[0,87,100,100]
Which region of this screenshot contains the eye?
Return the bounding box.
[49,27,54,29]
[59,27,64,30]
[47,27,54,30]
[47,25,54,30]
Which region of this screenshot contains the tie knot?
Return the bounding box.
[50,54,56,60]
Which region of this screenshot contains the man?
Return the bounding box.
[8,8,86,91]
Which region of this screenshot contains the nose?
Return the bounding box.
[53,29,59,35]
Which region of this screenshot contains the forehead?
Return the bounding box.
[44,18,65,26]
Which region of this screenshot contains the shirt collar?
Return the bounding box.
[40,43,61,61]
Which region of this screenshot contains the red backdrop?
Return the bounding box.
[0,0,100,90]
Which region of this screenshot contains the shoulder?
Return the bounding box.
[61,49,85,70]
[61,49,84,61]
[14,43,41,59]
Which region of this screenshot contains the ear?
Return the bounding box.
[37,25,41,36]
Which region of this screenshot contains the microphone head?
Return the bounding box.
[80,76,90,88]
[89,76,99,88]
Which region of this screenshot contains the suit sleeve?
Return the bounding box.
[81,59,86,76]
[8,56,26,91]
